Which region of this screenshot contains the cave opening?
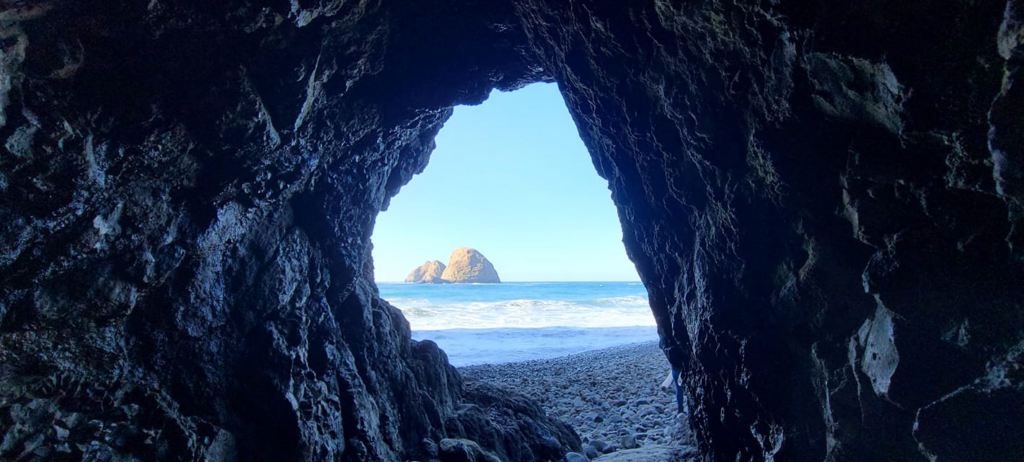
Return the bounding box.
[370,82,659,367]
[370,81,692,455]
[4,1,1019,461]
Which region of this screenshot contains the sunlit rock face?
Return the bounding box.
[0,0,1020,461]
[406,260,448,283]
[440,247,501,283]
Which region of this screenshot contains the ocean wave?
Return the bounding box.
[380,282,656,331]
[410,326,659,366]
[384,298,433,307]
[401,307,442,317]
[393,297,656,330]
[485,298,567,307]
[586,295,649,307]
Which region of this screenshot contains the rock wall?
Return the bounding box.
[512,0,1024,458]
[512,1,1023,460]
[0,0,1020,461]
[0,1,573,461]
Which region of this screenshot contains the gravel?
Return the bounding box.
[458,341,696,459]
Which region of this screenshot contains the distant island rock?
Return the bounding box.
[405,248,501,284]
[441,247,501,283]
[405,260,448,283]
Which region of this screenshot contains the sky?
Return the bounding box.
[371,83,640,282]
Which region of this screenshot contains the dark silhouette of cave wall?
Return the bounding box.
[519,0,1024,460]
[0,0,1020,461]
[0,1,576,461]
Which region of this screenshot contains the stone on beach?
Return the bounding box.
[589,445,697,461]
[589,440,609,453]
[439,438,502,462]
[459,342,696,460]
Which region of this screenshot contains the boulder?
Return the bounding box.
[440,247,501,283]
[592,446,696,462]
[438,438,502,462]
[405,260,448,283]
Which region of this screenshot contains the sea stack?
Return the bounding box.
[440,247,501,283]
[405,260,448,283]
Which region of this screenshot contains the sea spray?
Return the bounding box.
[378,281,658,366]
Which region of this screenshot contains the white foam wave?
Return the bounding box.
[390,296,656,330]
[589,295,649,306]
[412,326,659,366]
[385,298,432,307]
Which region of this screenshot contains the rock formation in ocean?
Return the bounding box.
[0,0,1021,461]
[406,260,448,283]
[440,247,501,283]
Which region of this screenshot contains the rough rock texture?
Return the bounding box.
[0,2,569,461]
[440,247,501,283]
[406,260,447,284]
[0,0,1021,461]
[535,2,1024,460]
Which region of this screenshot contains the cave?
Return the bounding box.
[1,1,1021,461]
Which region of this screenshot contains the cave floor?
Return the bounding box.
[459,342,698,460]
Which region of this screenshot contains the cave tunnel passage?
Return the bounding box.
[371,82,662,367]
[4,1,1021,460]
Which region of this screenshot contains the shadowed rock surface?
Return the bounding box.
[0,0,1021,461]
[406,260,448,283]
[440,247,501,284]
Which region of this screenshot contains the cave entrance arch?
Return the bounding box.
[4,1,1017,461]
[370,82,656,367]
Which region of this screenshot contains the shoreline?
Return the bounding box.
[414,326,659,367]
[458,341,698,461]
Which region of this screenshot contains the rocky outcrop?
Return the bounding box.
[404,248,500,283]
[440,247,501,283]
[406,260,448,283]
[0,0,1021,461]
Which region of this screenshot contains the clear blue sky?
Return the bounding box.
[371,83,640,282]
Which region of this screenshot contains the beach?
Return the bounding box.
[380,282,698,459]
[459,341,699,461]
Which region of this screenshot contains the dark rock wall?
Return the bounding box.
[510,0,1023,460]
[0,0,1020,461]
[0,1,573,461]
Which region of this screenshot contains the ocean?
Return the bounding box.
[377,281,658,366]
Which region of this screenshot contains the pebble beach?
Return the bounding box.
[459,341,699,461]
